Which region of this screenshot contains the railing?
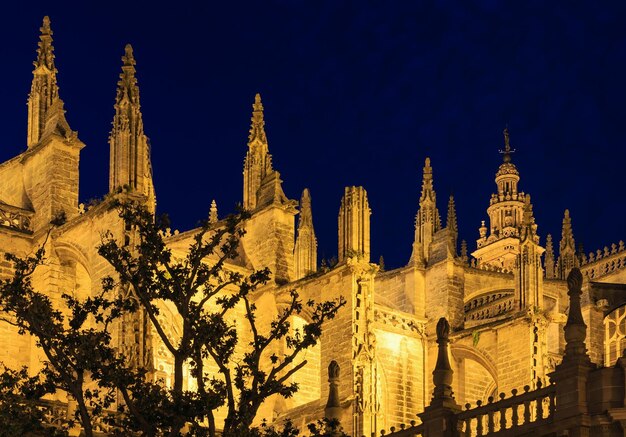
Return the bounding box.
[37,399,69,429]
[379,420,424,436]
[464,292,515,322]
[581,251,626,280]
[0,202,33,234]
[36,398,123,435]
[457,381,555,437]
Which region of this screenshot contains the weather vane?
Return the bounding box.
[498,126,516,162]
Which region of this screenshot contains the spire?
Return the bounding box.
[295,188,317,279]
[410,158,440,265]
[557,209,578,279]
[446,195,458,257]
[446,195,457,233]
[209,199,218,224]
[243,93,274,210]
[27,16,60,148]
[109,44,155,210]
[545,234,555,279]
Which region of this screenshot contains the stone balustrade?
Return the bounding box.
[378,421,424,436]
[0,202,33,233]
[456,381,555,436]
[464,292,515,323]
[580,250,626,280]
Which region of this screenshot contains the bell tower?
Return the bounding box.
[473,128,527,270]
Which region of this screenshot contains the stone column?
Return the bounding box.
[549,268,594,436]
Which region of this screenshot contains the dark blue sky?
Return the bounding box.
[3,2,625,269]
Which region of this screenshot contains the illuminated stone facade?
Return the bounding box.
[1,17,626,436]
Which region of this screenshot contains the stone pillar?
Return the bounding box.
[549,268,594,436]
[418,317,461,437]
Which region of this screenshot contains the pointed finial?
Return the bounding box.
[114,44,140,108]
[122,44,136,67]
[460,240,468,262]
[302,187,311,207]
[499,127,516,163]
[298,188,314,229]
[254,93,263,110]
[34,16,56,71]
[446,195,457,232]
[419,157,436,204]
[424,157,432,179]
[561,209,575,250]
[42,16,51,34]
[209,199,218,224]
[248,93,267,145]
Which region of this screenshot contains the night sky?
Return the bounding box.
[3,2,626,270]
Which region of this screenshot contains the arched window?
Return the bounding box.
[605,305,626,366]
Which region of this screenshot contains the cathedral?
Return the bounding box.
[1,17,626,436]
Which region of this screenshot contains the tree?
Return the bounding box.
[0,200,345,436]
[0,215,138,437]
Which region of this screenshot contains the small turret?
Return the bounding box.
[409,158,441,265]
[516,194,545,310]
[473,128,528,270]
[27,16,60,148]
[338,186,371,263]
[294,188,317,279]
[243,93,273,210]
[108,44,155,211]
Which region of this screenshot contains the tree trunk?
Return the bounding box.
[168,354,185,437]
[74,390,94,437]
